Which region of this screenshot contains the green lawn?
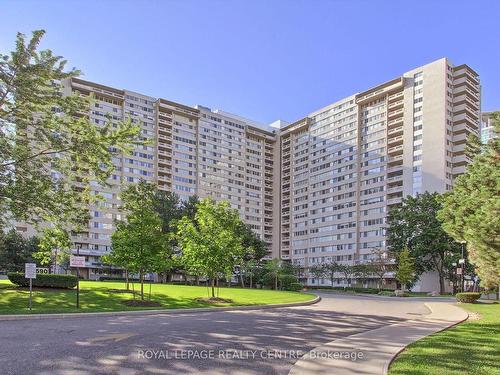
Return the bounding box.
[0,279,314,315]
[389,302,500,375]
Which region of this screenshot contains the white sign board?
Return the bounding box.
[70,256,86,268]
[25,263,37,279]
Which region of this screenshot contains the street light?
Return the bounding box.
[459,241,466,292]
[76,243,81,309]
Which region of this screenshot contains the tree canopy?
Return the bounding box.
[439,112,500,289]
[0,30,141,230]
[174,198,245,297]
[387,192,461,293]
[107,181,170,299]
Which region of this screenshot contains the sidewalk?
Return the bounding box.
[288,302,468,375]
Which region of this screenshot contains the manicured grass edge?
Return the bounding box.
[386,302,473,374]
[0,294,320,320]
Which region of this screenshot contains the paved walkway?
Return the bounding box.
[288,301,468,375]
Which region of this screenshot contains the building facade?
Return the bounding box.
[14,58,481,291]
[481,112,497,144]
[278,58,480,290]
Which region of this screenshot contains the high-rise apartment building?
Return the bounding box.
[278,58,480,291]
[14,58,481,291]
[481,112,497,144]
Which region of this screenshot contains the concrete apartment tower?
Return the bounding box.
[278,58,480,291]
[14,58,480,291]
[481,112,497,144]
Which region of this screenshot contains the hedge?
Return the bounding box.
[456,292,481,303]
[308,286,394,294]
[7,272,77,289]
[99,276,140,282]
[285,282,304,292]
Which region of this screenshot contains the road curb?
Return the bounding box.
[288,301,468,375]
[0,295,320,321]
[312,290,456,301]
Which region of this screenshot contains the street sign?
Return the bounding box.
[458,259,465,264]
[24,263,36,311]
[25,263,36,279]
[70,256,85,267]
[36,268,49,274]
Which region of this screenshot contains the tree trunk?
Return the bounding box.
[195,275,200,286]
[438,273,445,295]
[210,278,215,298]
[250,274,253,289]
[125,270,129,291]
[149,280,152,300]
[240,272,245,288]
[140,271,144,300]
[274,274,278,290]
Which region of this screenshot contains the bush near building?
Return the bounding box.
[455,292,481,303]
[7,272,77,289]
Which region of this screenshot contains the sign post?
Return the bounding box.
[70,255,85,309]
[24,263,36,311]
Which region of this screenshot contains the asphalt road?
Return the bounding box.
[0,293,444,375]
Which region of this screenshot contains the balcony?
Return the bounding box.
[388,91,403,102]
[388,125,403,136]
[387,197,402,205]
[388,99,404,111]
[387,135,404,146]
[387,108,404,120]
[387,164,403,173]
[386,174,403,183]
[388,154,403,163]
[386,185,403,194]
[388,117,404,128]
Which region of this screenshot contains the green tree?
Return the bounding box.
[352,263,374,288]
[387,192,461,294]
[322,261,342,287]
[309,264,326,286]
[107,181,170,300]
[0,229,38,272]
[439,112,500,291]
[174,198,244,297]
[396,248,415,291]
[262,258,282,290]
[368,248,395,290]
[180,195,200,221]
[33,226,71,272]
[237,222,268,262]
[0,30,141,230]
[337,263,354,288]
[153,190,183,235]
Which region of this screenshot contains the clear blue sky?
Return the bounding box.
[1,0,499,124]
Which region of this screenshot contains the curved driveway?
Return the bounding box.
[0,293,450,375]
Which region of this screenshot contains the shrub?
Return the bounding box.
[307,286,394,294]
[456,292,481,303]
[279,274,298,290]
[378,291,395,296]
[99,276,140,282]
[286,282,304,291]
[8,272,77,289]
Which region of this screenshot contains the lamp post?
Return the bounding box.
[452,262,457,294]
[459,241,466,292]
[76,243,81,309]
